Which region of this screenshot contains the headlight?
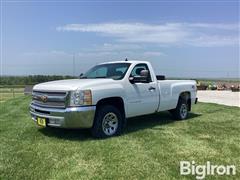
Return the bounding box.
[70,89,92,106]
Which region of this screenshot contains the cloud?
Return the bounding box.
[185,23,239,30]
[80,50,164,58]
[188,35,239,47]
[22,46,165,60]
[57,22,239,47]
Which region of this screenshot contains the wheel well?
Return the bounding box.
[179,91,191,111]
[96,97,125,118]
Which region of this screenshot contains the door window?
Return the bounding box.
[130,64,152,82]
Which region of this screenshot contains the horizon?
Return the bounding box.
[1,74,240,82]
[1,1,239,78]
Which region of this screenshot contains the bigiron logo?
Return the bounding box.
[180,161,236,179]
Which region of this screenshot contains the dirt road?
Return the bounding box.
[197,90,240,107]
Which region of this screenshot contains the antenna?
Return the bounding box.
[125,58,128,61]
[72,53,75,77]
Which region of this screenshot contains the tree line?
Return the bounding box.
[0,75,75,86]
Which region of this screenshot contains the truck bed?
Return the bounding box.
[157,80,197,111]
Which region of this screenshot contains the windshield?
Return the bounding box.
[81,63,131,80]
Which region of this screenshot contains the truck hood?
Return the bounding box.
[33,78,116,91]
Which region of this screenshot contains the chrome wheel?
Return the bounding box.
[102,112,118,136]
[180,104,188,119]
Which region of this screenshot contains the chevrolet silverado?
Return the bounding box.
[30,60,197,138]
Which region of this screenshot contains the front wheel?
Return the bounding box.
[91,105,123,138]
[170,98,188,120]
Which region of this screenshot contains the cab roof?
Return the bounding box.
[99,60,149,65]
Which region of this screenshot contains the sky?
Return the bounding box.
[1,0,240,78]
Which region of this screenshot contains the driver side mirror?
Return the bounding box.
[129,70,149,84]
[79,73,83,78]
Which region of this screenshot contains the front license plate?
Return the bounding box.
[37,117,46,127]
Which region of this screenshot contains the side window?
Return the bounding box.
[130,64,152,82]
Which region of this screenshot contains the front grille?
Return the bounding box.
[32,90,68,108]
[35,108,50,114]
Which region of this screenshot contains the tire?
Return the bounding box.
[170,98,188,120]
[91,105,123,138]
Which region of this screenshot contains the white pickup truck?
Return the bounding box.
[30,60,197,138]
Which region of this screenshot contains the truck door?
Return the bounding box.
[126,63,159,117]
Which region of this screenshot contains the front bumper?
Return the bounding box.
[30,103,96,128]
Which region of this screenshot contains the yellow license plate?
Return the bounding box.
[37,117,46,127]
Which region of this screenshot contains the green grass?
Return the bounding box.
[0,96,239,179]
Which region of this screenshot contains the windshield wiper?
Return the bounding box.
[80,76,108,79]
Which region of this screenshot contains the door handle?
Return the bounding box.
[148,86,156,91]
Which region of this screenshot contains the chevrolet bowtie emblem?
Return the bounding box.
[40,95,48,102]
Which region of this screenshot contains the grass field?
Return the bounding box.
[0,96,239,179]
[0,88,24,102]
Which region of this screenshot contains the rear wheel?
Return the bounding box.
[170,98,188,120]
[91,105,123,138]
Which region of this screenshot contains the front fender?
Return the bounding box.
[91,84,126,106]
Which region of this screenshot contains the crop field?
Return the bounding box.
[0,96,239,179]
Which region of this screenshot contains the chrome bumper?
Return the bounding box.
[30,103,96,128]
